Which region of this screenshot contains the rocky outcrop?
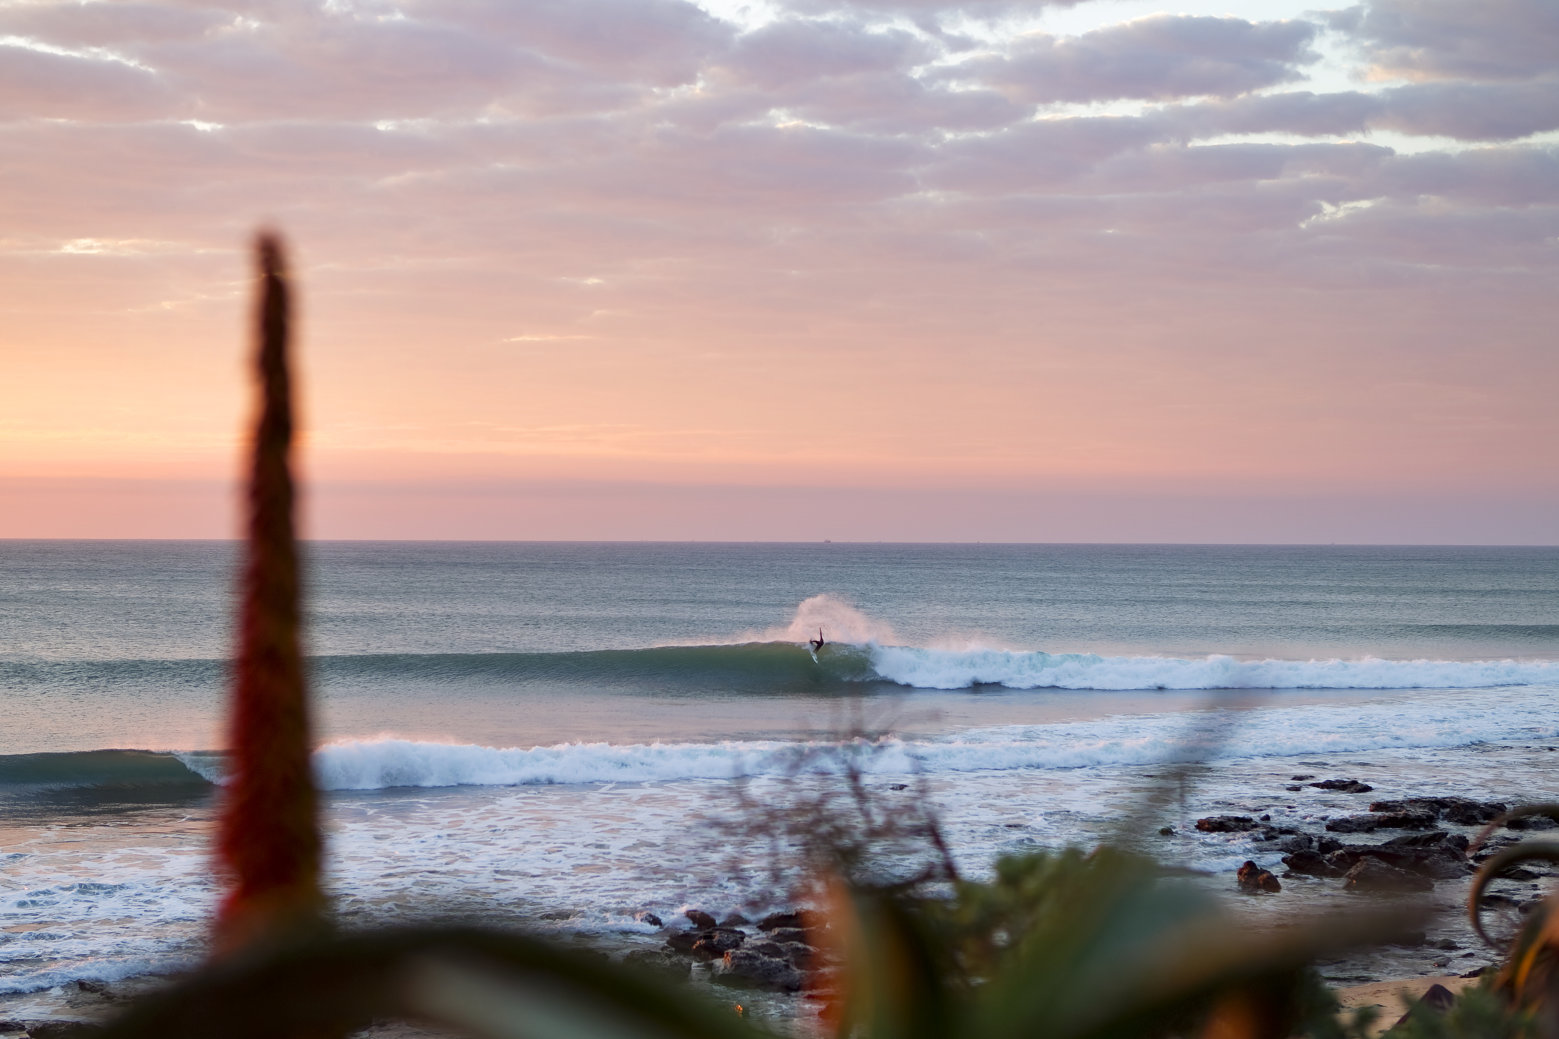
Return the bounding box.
[1195,816,1259,833]
[1310,779,1374,793]
[1368,798,1508,825]
[714,948,804,992]
[1325,811,1437,833]
[1344,857,1435,892]
[1236,861,1281,893]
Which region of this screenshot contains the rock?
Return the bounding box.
[757,911,814,932]
[1317,836,1345,853]
[1322,837,1469,880]
[1254,826,1300,842]
[778,941,818,970]
[1236,860,1282,894]
[1478,892,1521,909]
[684,909,717,930]
[1158,826,1175,836]
[1325,811,1436,833]
[1381,830,1461,849]
[1283,849,1346,877]
[637,911,663,928]
[1392,983,1458,1030]
[1507,815,1558,831]
[1344,857,1434,892]
[1292,775,1316,781]
[720,912,750,927]
[1368,798,1507,825]
[766,927,811,946]
[1195,815,1259,833]
[714,948,804,992]
[1275,833,1315,854]
[664,929,700,954]
[1310,779,1373,793]
[72,981,111,998]
[690,928,746,961]
[1285,785,1303,791]
[25,1025,104,1039]
[1325,816,1382,834]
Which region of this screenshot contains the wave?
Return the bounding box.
[7,642,1556,697]
[222,681,1559,790]
[868,647,1559,691]
[0,749,214,792]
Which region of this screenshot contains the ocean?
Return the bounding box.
[3,541,1559,1021]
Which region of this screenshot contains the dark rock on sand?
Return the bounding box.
[1393,982,1458,1030]
[714,948,804,992]
[684,909,717,930]
[1344,857,1435,892]
[1195,815,1259,833]
[1310,779,1373,793]
[1236,860,1282,893]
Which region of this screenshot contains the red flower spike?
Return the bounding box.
[214,232,325,952]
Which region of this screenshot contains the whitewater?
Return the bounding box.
[2,541,1557,1015]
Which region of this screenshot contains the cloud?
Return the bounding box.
[1167,82,1559,143]
[1338,0,1559,82]
[0,42,179,121]
[0,1,227,49]
[719,18,930,90]
[946,15,1320,104]
[1375,80,1559,141]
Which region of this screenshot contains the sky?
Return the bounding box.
[1,0,1555,542]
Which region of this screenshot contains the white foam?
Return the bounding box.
[298,683,1559,791]
[867,647,1559,691]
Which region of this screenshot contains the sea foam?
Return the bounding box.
[867,646,1559,691]
[277,683,1559,791]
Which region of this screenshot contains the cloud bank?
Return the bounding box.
[1,0,1554,540]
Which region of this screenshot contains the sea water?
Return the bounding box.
[2,541,1558,1015]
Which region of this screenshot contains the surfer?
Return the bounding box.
[809,627,826,653]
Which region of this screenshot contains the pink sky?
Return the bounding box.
[2,0,1555,542]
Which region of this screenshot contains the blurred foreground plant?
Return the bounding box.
[215,233,324,952]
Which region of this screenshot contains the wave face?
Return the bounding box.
[10,642,1555,700]
[0,749,213,792]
